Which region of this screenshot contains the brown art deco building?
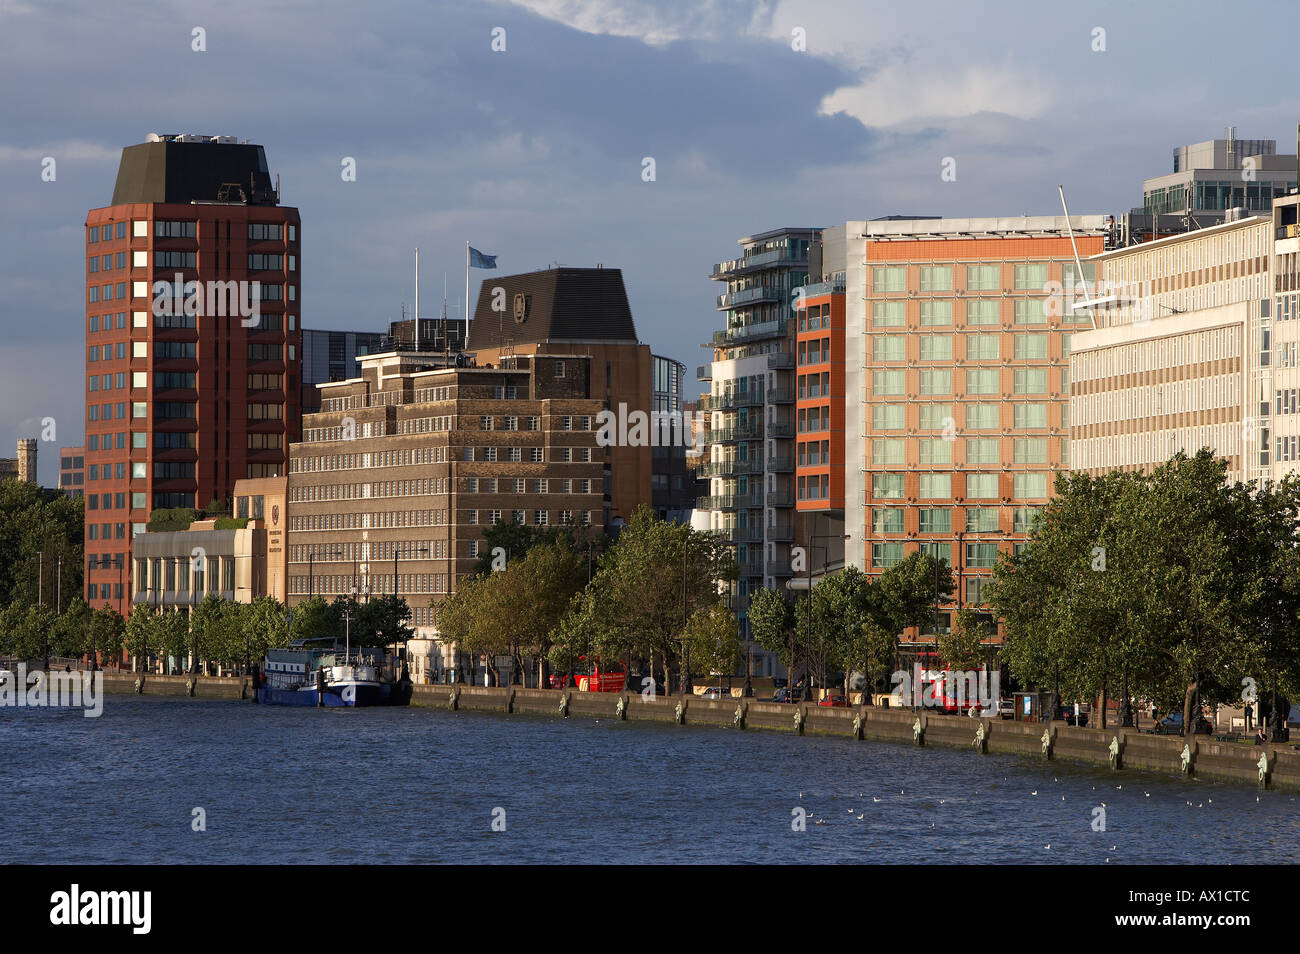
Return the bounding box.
[83,134,301,613]
[286,350,605,679]
[467,267,653,526]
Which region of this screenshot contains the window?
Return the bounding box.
[1014,438,1047,464]
[966,265,999,291]
[871,438,905,465]
[919,266,952,292]
[873,300,904,326]
[919,301,952,326]
[918,473,951,498]
[873,335,905,361]
[966,334,999,360]
[966,368,998,395]
[918,438,951,465]
[920,336,952,361]
[966,404,998,429]
[248,254,283,271]
[248,223,284,241]
[966,543,999,568]
[966,473,998,498]
[1013,368,1047,394]
[872,542,905,568]
[919,404,952,430]
[966,300,999,325]
[871,473,904,498]
[1014,473,1048,498]
[965,437,999,465]
[1014,263,1048,290]
[919,369,952,395]
[155,220,196,238]
[873,370,904,395]
[872,267,905,293]
[872,404,905,429]
[966,507,999,532]
[919,508,951,533]
[1013,507,1042,532]
[1013,299,1047,325]
[154,251,195,268]
[872,508,904,533]
[1013,333,1047,360]
[1014,404,1047,428]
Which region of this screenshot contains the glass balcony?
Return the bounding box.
[766,490,794,508]
[717,286,781,310]
[712,247,808,278]
[767,352,795,369]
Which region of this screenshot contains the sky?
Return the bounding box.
[2,0,1299,486]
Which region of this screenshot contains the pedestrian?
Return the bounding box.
[1245,702,1253,731]
[1255,726,1267,746]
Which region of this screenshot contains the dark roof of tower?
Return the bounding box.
[111,137,278,206]
[470,267,638,348]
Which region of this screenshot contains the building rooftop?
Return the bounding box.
[469,266,638,348]
[110,133,280,206]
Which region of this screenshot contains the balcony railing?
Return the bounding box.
[768,456,794,472]
[699,391,765,411]
[723,526,763,543]
[699,493,764,510]
[718,285,781,310]
[768,423,794,439]
[766,490,794,508]
[767,523,794,542]
[696,364,712,381]
[765,388,794,404]
[766,559,795,577]
[767,352,795,369]
[712,248,808,278]
[698,458,762,478]
[701,421,764,443]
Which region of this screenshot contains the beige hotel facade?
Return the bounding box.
[1070,212,1273,483]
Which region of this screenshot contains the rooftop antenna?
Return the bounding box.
[1058,185,1098,331]
[415,248,420,351]
[442,272,448,358]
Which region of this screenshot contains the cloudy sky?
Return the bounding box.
[2,0,1299,485]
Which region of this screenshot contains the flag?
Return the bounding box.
[469,246,497,269]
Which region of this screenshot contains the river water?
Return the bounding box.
[5,697,1297,864]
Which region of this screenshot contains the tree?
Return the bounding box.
[53,597,91,661]
[749,587,799,689]
[158,609,189,673]
[242,596,290,668]
[876,551,954,638]
[290,595,336,643]
[190,594,225,674]
[683,605,743,687]
[87,605,124,669]
[810,565,871,694]
[0,480,84,609]
[123,604,158,672]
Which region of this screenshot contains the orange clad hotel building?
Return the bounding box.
[83,134,301,614]
[815,215,1113,647]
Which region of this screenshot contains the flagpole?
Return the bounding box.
[464,240,471,351]
[415,247,420,351]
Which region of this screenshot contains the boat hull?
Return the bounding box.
[257,681,393,708]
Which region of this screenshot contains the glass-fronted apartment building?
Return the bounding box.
[701,227,818,675]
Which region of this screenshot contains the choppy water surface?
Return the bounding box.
[4,697,1297,864]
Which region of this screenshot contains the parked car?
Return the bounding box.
[700,686,729,700]
[998,698,1014,720]
[1155,712,1212,735]
[771,688,800,704]
[818,693,849,708]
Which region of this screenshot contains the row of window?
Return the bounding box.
[871,541,1009,569]
[872,368,1066,395]
[89,221,296,243]
[870,437,1061,465]
[870,299,1090,326]
[870,471,1051,499]
[872,332,1066,361]
[870,262,1091,294]
[91,281,297,304]
[869,506,1041,534]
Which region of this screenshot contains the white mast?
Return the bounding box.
[414,247,420,350]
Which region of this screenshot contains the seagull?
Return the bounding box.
[856,814,864,820]
[815,818,827,825]
[1111,845,1116,850]
[939,799,946,805]
[1061,796,1065,801]
[1144,792,1150,797]
[1031,790,1038,796]
[1043,843,1051,850]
